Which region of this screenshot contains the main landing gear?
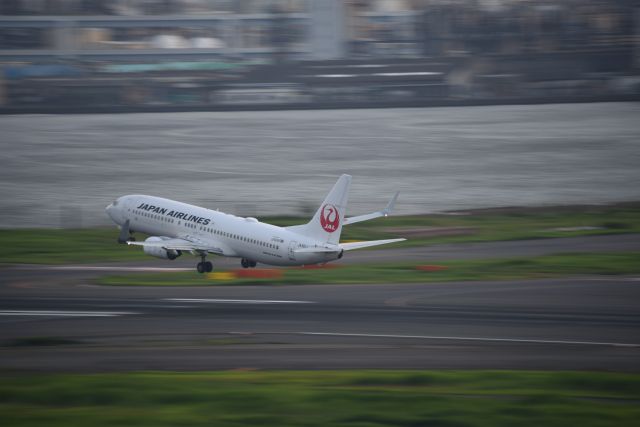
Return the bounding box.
[196,253,213,274]
[241,258,257,269]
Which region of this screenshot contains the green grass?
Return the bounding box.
[0,228,149,264]
[1,370,639,427]
[98,252,640,286]
[1,204,639,265]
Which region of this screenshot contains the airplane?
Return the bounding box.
[105,174,405,273]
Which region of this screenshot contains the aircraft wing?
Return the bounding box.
[127,238,229,256]
[344,192,399,225]
[340,238,406,251]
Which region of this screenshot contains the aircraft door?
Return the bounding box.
[288,240,297,261]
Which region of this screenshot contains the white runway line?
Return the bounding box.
[165,298,315,305]
[46,266,192,272]
[0,310,137,317]
[299,332,640,348]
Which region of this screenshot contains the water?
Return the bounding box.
[1,103,639,227]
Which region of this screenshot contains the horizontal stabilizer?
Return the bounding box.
[340,238,406,251]
[344,192,399,225]
[294,246,341,254]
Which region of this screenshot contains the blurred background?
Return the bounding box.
[1,0,639,228]
[0,0,638,112]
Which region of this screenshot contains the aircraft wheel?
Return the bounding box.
[205,261,213,273]
[249,261,257,268]
[241,258,250,269]
[196,262,205,274]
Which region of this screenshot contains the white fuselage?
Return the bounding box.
[106,195,340,266]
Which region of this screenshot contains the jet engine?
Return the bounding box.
[143,236,181,260]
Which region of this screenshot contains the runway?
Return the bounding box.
[1,273,639,372]
[4,233,639,279]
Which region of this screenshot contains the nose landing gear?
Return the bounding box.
[117,220,136,244]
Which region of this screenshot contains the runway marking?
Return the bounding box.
[583,277,640,282]
[0,310,137,317]
[165,298,315,305]
[46,266,192,272]
[299,332,640,348]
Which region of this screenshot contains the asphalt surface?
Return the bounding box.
[1,277,639,372]
[1,235,639,372]
[346,233,640,264]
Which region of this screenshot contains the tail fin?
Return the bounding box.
[287,174,351,245]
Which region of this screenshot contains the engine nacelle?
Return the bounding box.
[143,236,181,260]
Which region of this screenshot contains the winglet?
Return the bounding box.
[344,192,400,225]
[382,192,399,217]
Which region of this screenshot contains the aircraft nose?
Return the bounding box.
[105,203,116,221]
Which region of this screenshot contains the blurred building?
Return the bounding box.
[0,0,638,111]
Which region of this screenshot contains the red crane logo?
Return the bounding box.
[320,204,340,233]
